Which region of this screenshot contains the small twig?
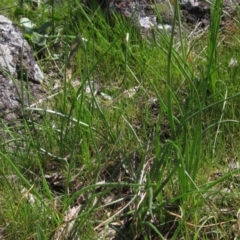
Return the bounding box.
[29,81,81,108]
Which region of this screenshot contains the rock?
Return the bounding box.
[109,0,140,20]
[181,0,199,10]
[98,0,240,34]
[0,15,45,122]
[0,15,44,83]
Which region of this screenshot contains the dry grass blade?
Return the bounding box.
[66,35,86,81]
[53,205,81,240]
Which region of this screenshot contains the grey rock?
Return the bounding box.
[0,15,45,122]
[0,15,44,83]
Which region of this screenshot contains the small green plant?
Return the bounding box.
[206,0,223,94]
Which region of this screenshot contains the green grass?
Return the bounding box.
[0,0,240,239]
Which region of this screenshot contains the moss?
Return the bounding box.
[154,3,174,24]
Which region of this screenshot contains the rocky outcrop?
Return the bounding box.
[0,15,45,122]
[93,0,240,32]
